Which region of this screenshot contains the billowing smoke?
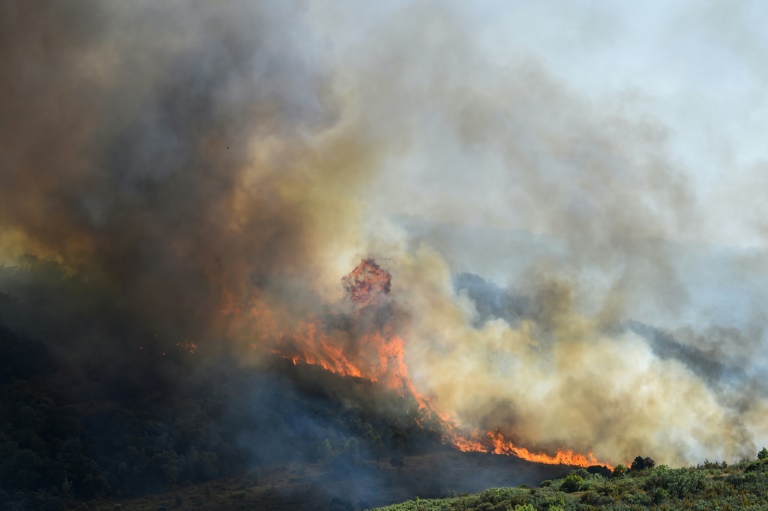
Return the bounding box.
[0,0,377,346]
[2,0,767,470]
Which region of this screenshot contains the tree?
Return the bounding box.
[758,447,768,460]
[631,456,655,471]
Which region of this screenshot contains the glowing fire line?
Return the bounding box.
[252,259,613,470]
[281,346,612,469]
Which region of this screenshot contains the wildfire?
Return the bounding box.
[291,319,366,378]
[253,258,612,470]
[452,431,611,469]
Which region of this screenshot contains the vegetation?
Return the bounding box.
[374,453,768,511]
[0,321,446,511]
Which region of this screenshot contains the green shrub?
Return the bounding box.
[559,474,584,493]
[612,464,627,478]
[623,491,652,506]
[580,490,610,505]
[649,468,706,498]
[571,468,591,479]
[744,459,768,473]
[542,494,566,509]
[652,487,669,503]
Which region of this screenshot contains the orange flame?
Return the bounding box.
[239,258,613,470]
[450,431,612,470]
[290,319,366,378]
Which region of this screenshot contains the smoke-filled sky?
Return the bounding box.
[2,0,768,467]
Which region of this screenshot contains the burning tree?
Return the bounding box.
[342,258,392,308]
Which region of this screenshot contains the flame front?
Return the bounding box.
[455,431,611,470]
[250,259,612,470]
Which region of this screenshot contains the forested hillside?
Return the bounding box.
[0,321,566,511]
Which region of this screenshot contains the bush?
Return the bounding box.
[559,474,584,493]
[745,459,768,473]
[652,487,669,503]
[580,490,610,505]
[546,495,566,509]
[612,464,627,478]
[570,468,591,479]
[655,468,706,498]
[726,472,757,487]
[623,491,652,506]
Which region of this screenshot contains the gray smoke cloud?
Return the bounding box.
[1,0,767,468]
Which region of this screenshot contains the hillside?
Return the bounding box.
[75,452,568,511]
[374,455,768,511]
[0,320,570,511]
